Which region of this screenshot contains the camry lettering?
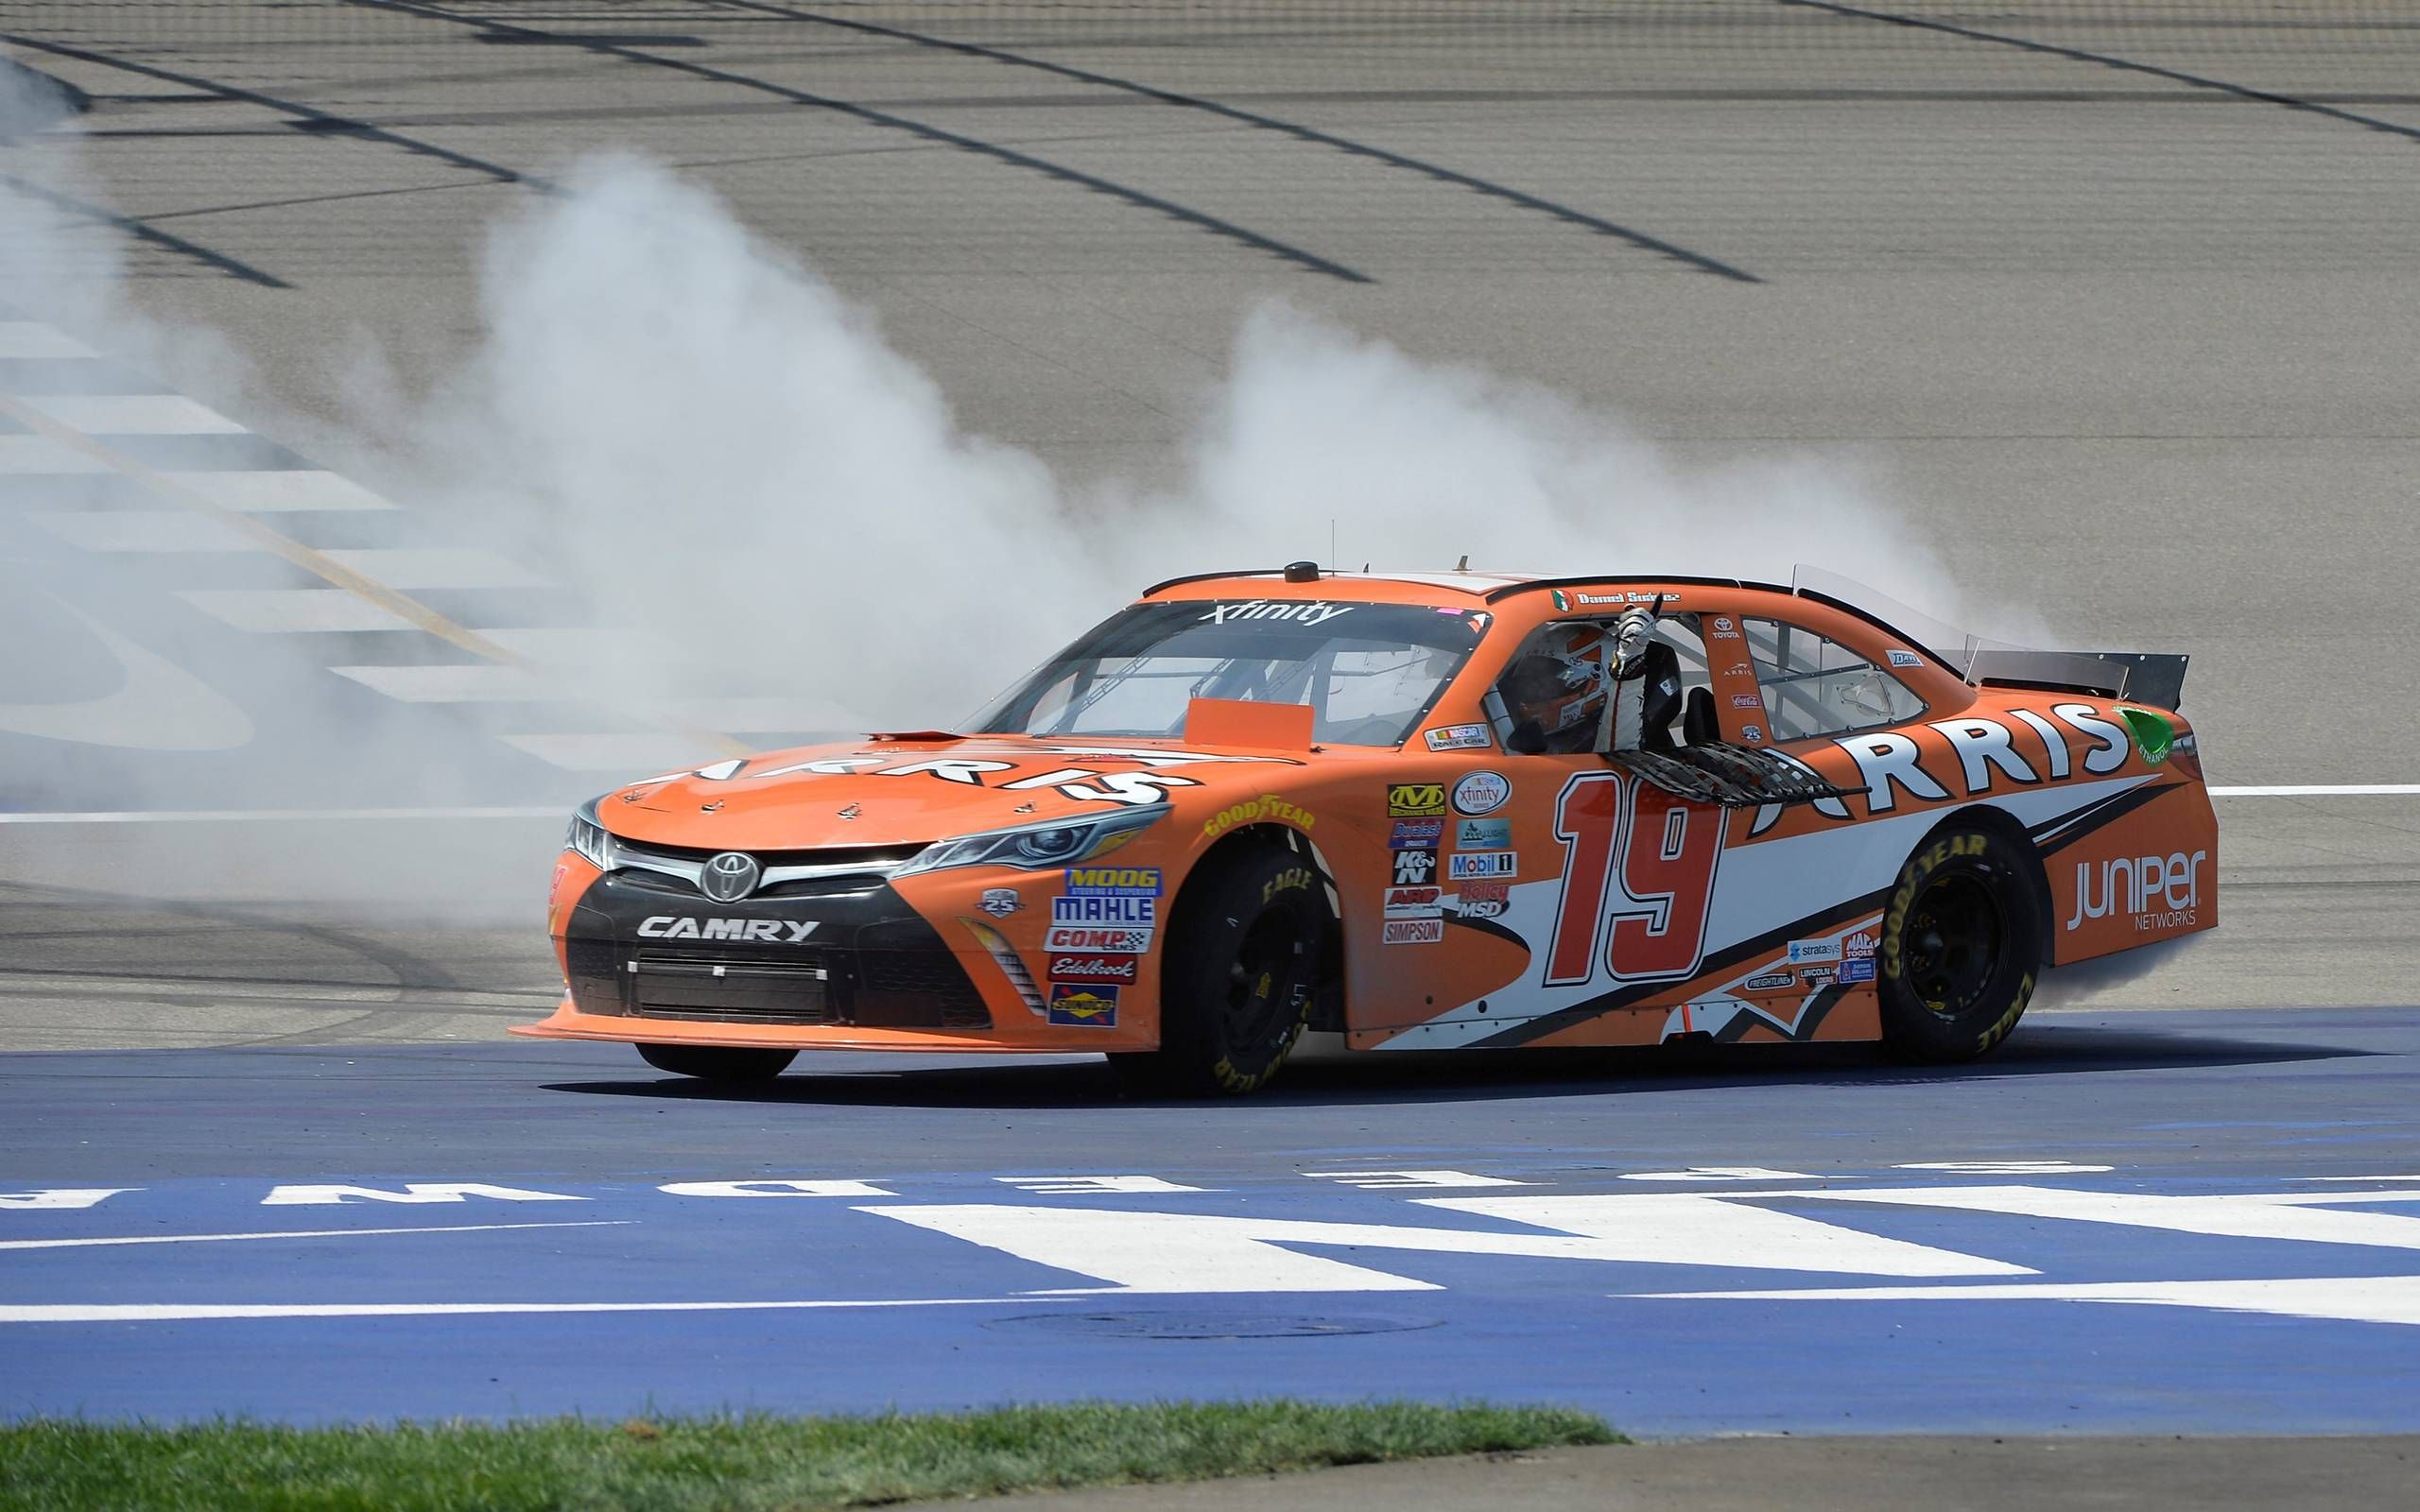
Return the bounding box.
[637,917,817,943]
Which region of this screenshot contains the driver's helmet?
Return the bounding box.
[1499,624,1609,750]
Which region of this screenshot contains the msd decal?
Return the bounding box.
[1455,880,1510,919]
[2068,849,2208,932]
[636,918,816,943]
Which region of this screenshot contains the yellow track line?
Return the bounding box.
[0,393,751,760]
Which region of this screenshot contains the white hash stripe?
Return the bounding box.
[0,435,106,473]
[1629,1276,2420,1329]
[0,1297,1040,1324]
[500,732,720,773]
[21,393,245,434]
[180,589,417,634]
[0,320,97,358]
[0,1220,621,1251]
[332,663,556,702]
[30,509,254,552]
[164,469,391,512]
[320,548,549,589]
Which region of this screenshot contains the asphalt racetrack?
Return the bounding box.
[9,1009,2420,1434]
[4,0,2420,1472]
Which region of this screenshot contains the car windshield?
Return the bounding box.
[971,598,1490,747]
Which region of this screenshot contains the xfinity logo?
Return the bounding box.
[637,917,817,943]
[1198,599,1356,626]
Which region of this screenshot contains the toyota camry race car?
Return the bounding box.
[515,564,2215,1095]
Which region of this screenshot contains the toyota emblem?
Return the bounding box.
[700,850,760,902]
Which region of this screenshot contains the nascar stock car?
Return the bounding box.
[516,563,2214,1095]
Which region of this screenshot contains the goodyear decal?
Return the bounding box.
[1203,795,1316,839]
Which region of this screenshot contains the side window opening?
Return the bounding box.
[1740,617,1925,741]
[1488,614,1716,754]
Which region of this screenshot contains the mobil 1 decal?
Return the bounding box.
[1546,771,1723,988]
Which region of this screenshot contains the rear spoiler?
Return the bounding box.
[1963,650,2188,709]
[1789,568,2191,710]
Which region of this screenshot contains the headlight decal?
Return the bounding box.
[895,803,1169,878]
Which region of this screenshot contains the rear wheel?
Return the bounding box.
[1111,845,1329,1097]
[636,1043,797,1083]
[1876,821,2044,1063]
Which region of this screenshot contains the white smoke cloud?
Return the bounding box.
[380,152,1967,731]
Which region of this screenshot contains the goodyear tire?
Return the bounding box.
[636,1043,797,1083]
[1111,845,1329,1098]
[1876,821,2044,1063]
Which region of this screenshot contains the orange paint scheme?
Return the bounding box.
[513,571,2214,1060]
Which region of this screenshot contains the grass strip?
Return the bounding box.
[0,1400,1618,1511]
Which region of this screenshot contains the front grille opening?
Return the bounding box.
[566,940,991,1031]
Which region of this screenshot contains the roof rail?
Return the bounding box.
[1480,573,1784,604]
[1140,567,1288,597]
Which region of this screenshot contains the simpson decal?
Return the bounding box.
[1382,918,1444,945]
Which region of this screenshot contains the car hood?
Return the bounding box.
[596,735,1310,851]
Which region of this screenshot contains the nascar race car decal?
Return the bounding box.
[519,566,2215,1095]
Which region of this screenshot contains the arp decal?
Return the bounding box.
[1545,772,1723,987]
[1385,885,1443,918]
[1046,984,1120,1026]
[1389,783,1448,817]
[2067,850,2208,933]
[636,917,817,943]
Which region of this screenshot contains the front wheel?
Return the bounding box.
[1876,821,2044,1063]
[1110,845,1330,1097]
[636,1043,798,1083]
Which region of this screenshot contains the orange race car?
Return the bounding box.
[515,564,2214,1095]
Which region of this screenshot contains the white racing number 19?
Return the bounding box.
[1544,771,1724,987]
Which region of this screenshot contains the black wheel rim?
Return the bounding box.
[1903,869,2006,1018]
[1223,906,1310,1052]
